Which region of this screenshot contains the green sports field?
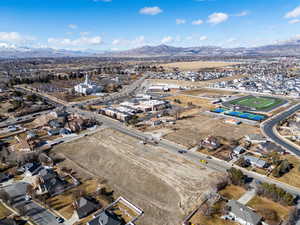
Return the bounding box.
[227,95,285,111]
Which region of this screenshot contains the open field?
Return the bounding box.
[148,75,246,88]
[247,196,290,225]
[161,61,240,71]
[225,95,286,112]
[164,94,214,110]
[163,114,260,148]
[52,128,224,225]
[219,185,246,200]
[181,88,240,97]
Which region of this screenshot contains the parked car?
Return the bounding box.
[56,217,64,223]
[178,150,187,154]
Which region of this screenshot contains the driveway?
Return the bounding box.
[1,182,65,225]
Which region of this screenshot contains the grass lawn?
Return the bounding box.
[0,202,13,219]
[270,155,300,189]
[189,213,238,225]
[219,185,246,200]
[228,96,284,111]
[247,196,290,225]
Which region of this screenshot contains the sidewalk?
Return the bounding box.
[237,189,256,205]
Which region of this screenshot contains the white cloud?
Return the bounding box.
[235,11,249,17]
[161,36,173,44]
[0,32,23,42]
[176,19,186,24]
[139,6,162,15]
[0,32,35,44]
[226,38,237,43]
[0,42,16,49]
[80,32,90,36]
[192,19,204,25]
[207,12,229,24]
[285,5,300,18]
[112,36,146,47]
[288,19,300,24]
[68,24,78,29]
[199,36,208,41]
[48,36,102,47]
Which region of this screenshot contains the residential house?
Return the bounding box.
[201,136,221,151]
[88,210,124,225]
[26,131,37,140]
[48,119,64,129]
[47,129,60,136]
[259,141,286,155]
[73,197,100,219]
[233,146,245,155]
[243,155,267,168]
[226,200,262,225]
[37,168,67,196]
[0,218,18,225]
[0,173,12,183]
[245,134,266,144]
[23,162,41,176]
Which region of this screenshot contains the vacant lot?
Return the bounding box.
[161,61,240,71]
[52,128,224,225]
[164,114,260,148]
[181,88,239,97]
[219,185,246,200]
[165,94,214,110]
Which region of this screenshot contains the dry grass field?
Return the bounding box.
[181,88,239,97]
[52,128,225,225]
[163,113,260,148]
[219,185,246,200]
[161,61,240,71]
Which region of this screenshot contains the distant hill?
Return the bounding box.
[1,41,300,58]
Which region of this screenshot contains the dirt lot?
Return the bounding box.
[164,114,260,148]
[161,61,240,71]
[52,128,224,225]
[181,88,241,97]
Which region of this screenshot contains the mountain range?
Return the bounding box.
[1,40,300,58]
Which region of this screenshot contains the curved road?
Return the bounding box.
[262,103,300,156]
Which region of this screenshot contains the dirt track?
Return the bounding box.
[53,128,224,225]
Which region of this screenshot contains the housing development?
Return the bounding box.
[3,1,300,225]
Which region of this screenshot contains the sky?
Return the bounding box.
[1,0,300,51]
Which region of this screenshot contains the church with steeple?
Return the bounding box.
[74,74,103,95]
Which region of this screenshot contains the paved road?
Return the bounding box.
[262,103,300,156]
[1,182,64,225]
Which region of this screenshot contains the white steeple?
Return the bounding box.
[84,74,89,85]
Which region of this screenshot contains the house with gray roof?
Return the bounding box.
[87,210,124,225]
[37,168,67,196]
[226,200,262,225]
[74,197,100,219]
[243,155,268,168]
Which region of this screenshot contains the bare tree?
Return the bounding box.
[0,190,11,205]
